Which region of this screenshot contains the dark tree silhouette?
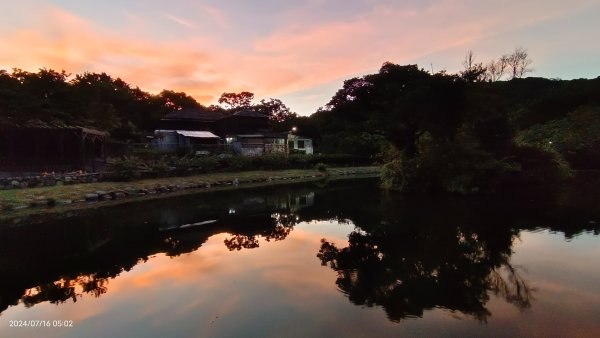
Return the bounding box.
[460,51,487,83]
[218,91,254,109]
[254,98,297,123]
[506,47,533,79]
[157,89,202,110]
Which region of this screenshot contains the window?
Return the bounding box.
[297,140,305,149]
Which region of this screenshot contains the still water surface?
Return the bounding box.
[1,179,599,337]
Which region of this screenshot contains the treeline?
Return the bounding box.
[312,60,600,193]
[0,69,298,140]
[0,69,174,139]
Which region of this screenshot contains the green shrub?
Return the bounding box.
[314,163,328,172]
[218,156,252,171]
[149,157,170,173]
[107,156,147,181]
[508,145,572,184]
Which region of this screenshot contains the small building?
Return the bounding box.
[153,130,221,152]
[287,134,314,154]
[0,121,108,173]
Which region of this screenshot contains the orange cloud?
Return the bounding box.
[0,1,597,115]
[0,7,230,103]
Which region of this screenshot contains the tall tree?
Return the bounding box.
[254,98,297,122]
[460,51,487,83]
[218,91,254,109]
[157,90,202,110]
[485,56,509,82]
[506,47,533,79]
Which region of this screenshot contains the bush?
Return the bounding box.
[515,106,600,170]
[507,145,572,184]
[380,134,524,193]
[380,157,420,192]
[314,163,328,172]
[218,156,253,171]
[106,156,147,181]
[103,152,374,181]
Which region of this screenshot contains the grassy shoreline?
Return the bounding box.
[0,166,380,224]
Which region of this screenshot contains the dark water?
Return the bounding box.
[1,179,599,337]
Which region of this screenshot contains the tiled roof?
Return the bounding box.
[162,108,225,122]
[232,110,268,118]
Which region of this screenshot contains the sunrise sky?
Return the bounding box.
[1,0,599,115]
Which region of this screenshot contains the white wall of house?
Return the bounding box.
[287,136,313,154]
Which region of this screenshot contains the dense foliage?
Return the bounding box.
[313,62,600,193]
[0,69,176,140]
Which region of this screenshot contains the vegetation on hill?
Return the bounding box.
[315,57,600,193]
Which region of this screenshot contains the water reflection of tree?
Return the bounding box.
[21,274,109,307]
[318,226,534,322]
[224,213,299,251]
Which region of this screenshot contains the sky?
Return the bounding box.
[1,0,599,116]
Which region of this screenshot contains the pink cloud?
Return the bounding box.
[0,1,598,114]
[0,7,230,102]
[164,14,197,29]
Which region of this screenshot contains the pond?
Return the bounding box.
[1,179,599,337]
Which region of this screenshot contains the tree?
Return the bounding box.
[506,47,533,79]
[254,98,297,123]
[218,91,254,109]
[368,63,464,158]
[486,56,509,82]
[460,51,487,83]
[4,68,74,122]
[157,90,201,110]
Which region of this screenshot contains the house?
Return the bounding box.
[153,108,270,153]
[287,134,314,154]
[0,121,108,173]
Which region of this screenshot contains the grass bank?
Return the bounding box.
[0,166,380,223]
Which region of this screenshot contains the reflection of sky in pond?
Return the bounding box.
[2,222,599,337]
